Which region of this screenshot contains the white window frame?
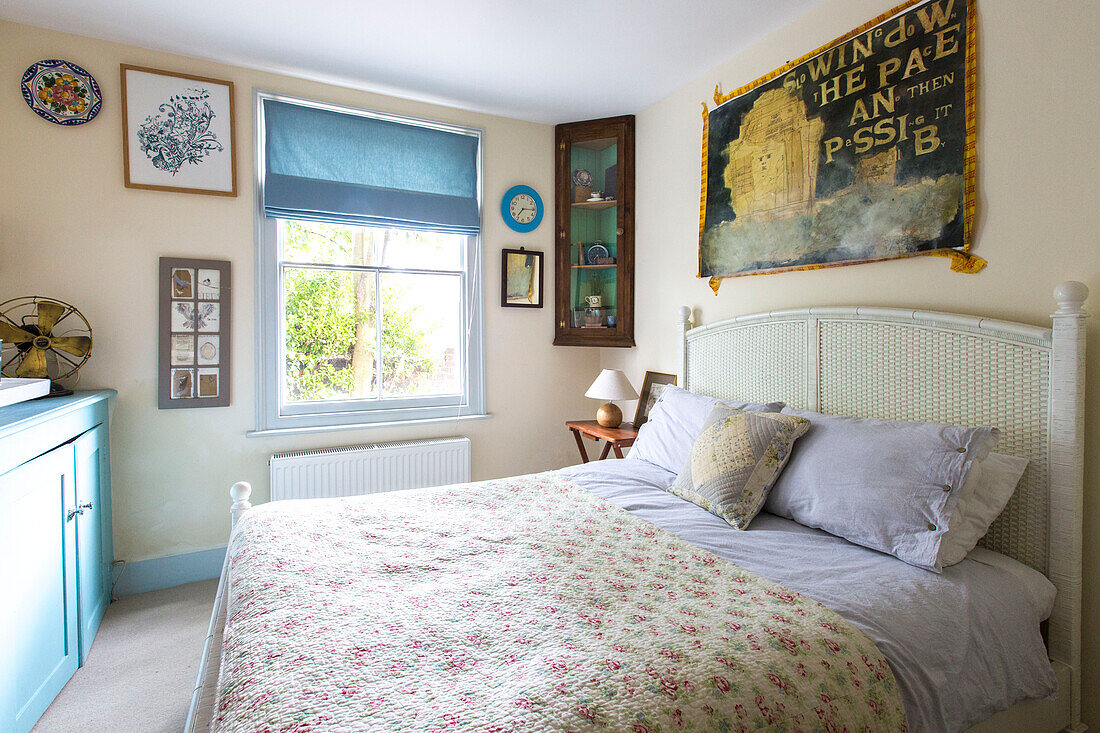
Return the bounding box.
[250,90,487,436]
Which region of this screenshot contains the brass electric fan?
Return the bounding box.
[0,297,93,396]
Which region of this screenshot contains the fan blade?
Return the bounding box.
[36,301,66,335]
[51,336,92,357]
[15,348,48,378]
[0,321,35,344]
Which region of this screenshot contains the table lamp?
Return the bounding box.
[585,369,638,428]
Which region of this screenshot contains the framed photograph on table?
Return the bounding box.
[121,64,237,196]
[501,248,543,308]
[633,371,677,427]
[158,257,231,408]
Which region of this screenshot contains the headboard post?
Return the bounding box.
[677,306,693,386]
[1048,281,1088,731]
[230,481,253,528]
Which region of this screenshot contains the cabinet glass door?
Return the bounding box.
[568,136,620,333]
[555,116,633,347]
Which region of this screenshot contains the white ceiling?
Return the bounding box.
[1,0,827,124]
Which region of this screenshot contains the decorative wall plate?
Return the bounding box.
[21,59,102,125]
[572,168,593,187]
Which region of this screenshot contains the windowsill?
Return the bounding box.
[246,412,492,438]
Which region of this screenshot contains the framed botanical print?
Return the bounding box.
[501,248,543,308]
[159,257,231,408]
[121,65,237,196]
[633,371,677,427]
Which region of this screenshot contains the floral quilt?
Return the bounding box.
[212,472,906,732]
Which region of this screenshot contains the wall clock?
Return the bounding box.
[501,185,543,233]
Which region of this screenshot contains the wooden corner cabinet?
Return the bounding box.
[554,115,635,347]
[0,390,115,733]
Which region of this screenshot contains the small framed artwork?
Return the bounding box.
[501,248,543,308]
[121,65,237,196]
[633,371,677,427]
[159,257,231,408]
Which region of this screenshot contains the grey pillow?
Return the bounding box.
[938,452,1028,567]
[765,407,1001,571]
[628,385,784,474]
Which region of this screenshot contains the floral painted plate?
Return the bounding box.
[21,59,102,125]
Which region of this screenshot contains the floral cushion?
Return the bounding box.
[668,404,810,529]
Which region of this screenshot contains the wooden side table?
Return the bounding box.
[566,420,639,462]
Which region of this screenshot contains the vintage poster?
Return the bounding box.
[699,0,980,290]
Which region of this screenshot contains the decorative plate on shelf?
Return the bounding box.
[572,168,593,187]
[21,59,102,126]
[585,243,609,264]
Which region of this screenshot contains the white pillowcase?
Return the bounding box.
[766,408,1001,572]
[628,385,783,473]
[937,452,1028,567]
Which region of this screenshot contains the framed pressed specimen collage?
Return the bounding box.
[158,257,231,408]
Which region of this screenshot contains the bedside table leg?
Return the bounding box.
[612,444,625,459]
[570,428,589,463]
[599,442,613,460]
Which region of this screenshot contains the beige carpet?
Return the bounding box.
[32,579,218,733]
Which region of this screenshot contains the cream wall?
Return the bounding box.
[0,20,598,563]
[601,0,1100,724]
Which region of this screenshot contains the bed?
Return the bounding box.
[187,282,1088,733]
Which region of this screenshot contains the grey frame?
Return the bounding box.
[158,257,231,409]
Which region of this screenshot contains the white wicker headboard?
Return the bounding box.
[676,282,1087,729]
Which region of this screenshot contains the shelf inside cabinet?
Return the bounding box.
[571,200,618,210]
[571,263,617,270]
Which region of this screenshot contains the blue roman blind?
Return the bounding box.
[263,99,480,235]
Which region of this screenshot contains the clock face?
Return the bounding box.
[501,185,542,232]
[509,193,537,224]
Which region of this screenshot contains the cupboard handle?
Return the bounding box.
[616,228,623,236]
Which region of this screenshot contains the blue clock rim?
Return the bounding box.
[501,184,543,233]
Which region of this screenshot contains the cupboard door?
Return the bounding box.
[554,115,635,347]
[0,445,78,733]
[75,425,111,664]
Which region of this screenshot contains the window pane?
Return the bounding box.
[283,267,377,402]
[281,219,462,271]
[380,273,461,397]
[378,229,463,271]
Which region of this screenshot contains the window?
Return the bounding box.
[253,92,485,433]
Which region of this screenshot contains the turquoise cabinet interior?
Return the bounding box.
[0,390,114,733]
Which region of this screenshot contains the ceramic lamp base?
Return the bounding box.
[596,402,622,428]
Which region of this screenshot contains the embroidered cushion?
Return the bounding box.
[667,404,809,529]
[629,385,784,474]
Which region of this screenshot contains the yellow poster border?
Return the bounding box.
[699,0,982,294]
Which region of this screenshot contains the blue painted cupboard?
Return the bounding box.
[0,390,114,733]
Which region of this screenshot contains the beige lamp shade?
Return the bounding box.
[585,369,638,428]
[585,369,638,401]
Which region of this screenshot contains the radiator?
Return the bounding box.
[269,437,471,501]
